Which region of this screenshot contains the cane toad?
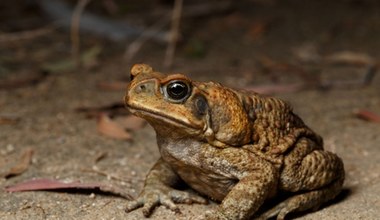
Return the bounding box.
[124,64,345,220]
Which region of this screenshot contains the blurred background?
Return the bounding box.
[1,0,379,86]
[1,0,380,219]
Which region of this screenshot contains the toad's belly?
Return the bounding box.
[172,163,237,201]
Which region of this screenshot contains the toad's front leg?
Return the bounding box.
[125,158,207,217]
[199,158,279,220]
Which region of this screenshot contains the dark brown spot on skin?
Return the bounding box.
[192,94,209,119]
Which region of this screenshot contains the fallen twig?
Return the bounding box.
[164,0,183,69]
[37,0,168,42]
[0,25,55,43]
[324,51,375,66]
[71,0,92,69]
[124,1,233,62]
[93,151,108,164]
[363,65,377,85]
[124,19,169,61]
[37,0,232,45]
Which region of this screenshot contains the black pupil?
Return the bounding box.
[167,82,188,100]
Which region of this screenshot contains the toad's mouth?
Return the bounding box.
[126,104,202,130]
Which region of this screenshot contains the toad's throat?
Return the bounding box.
[127,104,202,130]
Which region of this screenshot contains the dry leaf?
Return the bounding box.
[119,115,146,131]
[354,109,380,124]
[97,113,132,140]
[0,26,54,43]
[5,178,132,199]
[4,148,34,178]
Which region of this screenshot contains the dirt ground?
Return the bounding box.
[1,1,380,219]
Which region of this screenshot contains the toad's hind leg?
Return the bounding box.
[256,176,344,220]
[257,138,345,220]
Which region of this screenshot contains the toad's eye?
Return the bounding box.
[163,80,191,103]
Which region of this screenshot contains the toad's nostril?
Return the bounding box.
[134,80,155,94]
[136,84,146,93]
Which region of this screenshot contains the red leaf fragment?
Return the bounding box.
[5,178,90,192]
[97,113,132,140]
[354,109,380,124]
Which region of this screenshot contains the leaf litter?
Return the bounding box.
[97,113,132,140]
[76,102,147,140]
[2,147,34,179]
[354,109,380,124]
